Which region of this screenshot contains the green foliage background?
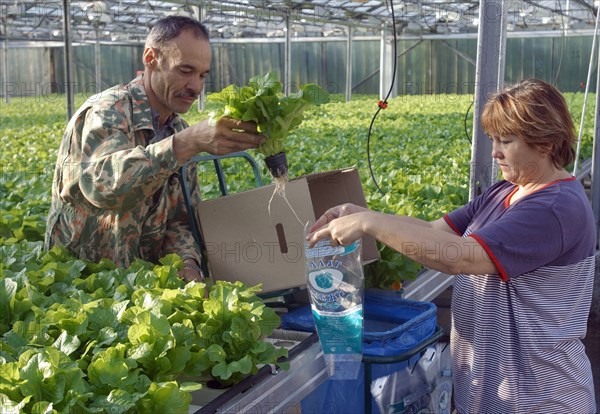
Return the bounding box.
[0,91,596,289]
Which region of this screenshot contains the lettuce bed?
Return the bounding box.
[0,242,286,413]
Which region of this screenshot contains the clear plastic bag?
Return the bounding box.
[370,342,452,414]
[304,238,365,380]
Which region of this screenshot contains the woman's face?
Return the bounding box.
[490,134,547,185]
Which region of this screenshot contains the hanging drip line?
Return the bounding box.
[573,6,600,175]
[367,0,398,196]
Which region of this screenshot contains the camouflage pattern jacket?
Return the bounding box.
[45,76,202,267]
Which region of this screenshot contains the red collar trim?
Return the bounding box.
[504,176,575,208]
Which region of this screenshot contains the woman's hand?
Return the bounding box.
[307,203,371,247]
[309,203,368,232]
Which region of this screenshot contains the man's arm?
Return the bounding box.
[172,117,265,164]
[79,106,264,212]
[79,106,180,211]
[163,163,204,281]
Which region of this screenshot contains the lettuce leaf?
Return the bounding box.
[207,72,329,157]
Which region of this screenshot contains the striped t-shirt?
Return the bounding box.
[445,178,596,413]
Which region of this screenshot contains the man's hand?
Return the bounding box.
[180,258,205,282]
[173,117,265,164]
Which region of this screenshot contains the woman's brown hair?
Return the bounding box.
[481,79,575,168]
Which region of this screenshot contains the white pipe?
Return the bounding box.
[573,7,600,175]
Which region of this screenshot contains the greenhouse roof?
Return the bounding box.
[0,0,598,44]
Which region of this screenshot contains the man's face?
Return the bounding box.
[145,29,211,116]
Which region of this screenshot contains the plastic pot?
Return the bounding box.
[264,152,288,178]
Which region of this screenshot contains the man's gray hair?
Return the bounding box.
[145,16,209,49]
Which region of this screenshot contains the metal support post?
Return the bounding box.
[2,22,9,104]
[196,4,205,111]
[345,26,353,102]
[592,33,600,249]
[469,0,508,200]
[284,15,291,96]
[62,0,74,120]
[95,27,101,93]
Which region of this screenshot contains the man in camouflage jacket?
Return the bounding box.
[45,16,264,281]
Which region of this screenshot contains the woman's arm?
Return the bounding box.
[307,205,497,276]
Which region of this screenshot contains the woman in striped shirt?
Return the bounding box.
[307,79,596,413]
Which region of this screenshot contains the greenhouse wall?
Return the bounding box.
[0,35,595,98]
[52,44,144,95]
[1,47,53,97]
[207,40,379,95]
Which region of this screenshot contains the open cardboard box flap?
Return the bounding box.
[197,168,379,293]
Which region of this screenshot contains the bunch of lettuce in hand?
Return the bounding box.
[207,72,329,187]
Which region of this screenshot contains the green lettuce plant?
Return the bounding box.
[206,72,329,179]
[0,241,288,413]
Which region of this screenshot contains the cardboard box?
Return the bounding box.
[197,168,379,293]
